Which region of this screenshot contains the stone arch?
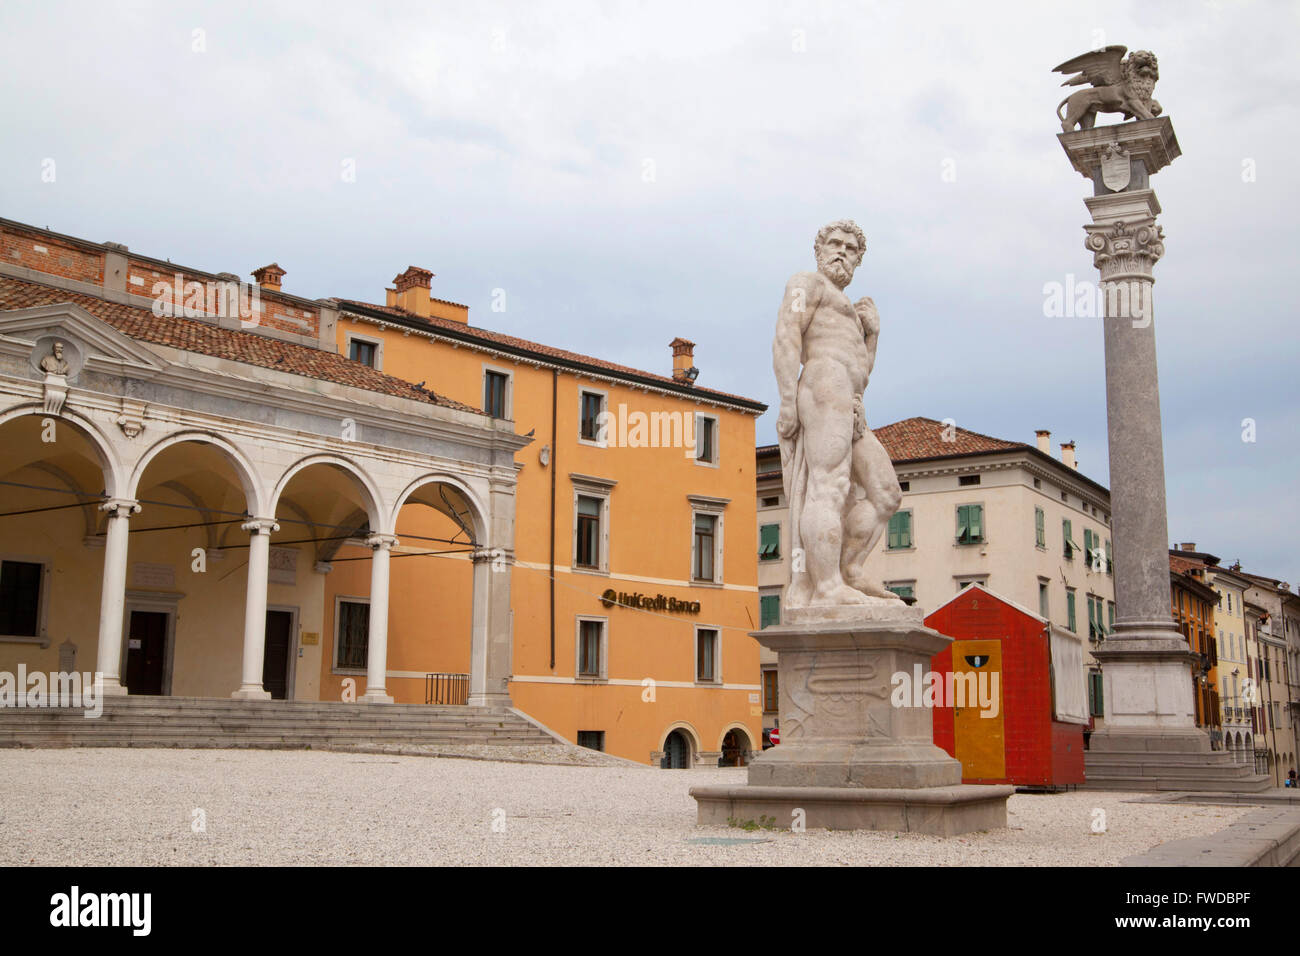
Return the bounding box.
[660,720,703,755]
[390,472,488,544]
[717,722,755,753]
[270,453,384,529]
[0,403,124,498]
[128,430,266,516]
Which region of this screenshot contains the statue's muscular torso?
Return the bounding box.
[794,271,871,397]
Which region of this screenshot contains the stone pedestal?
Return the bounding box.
[690,603,1012,834]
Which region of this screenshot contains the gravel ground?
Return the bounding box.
[0,749,1250,866]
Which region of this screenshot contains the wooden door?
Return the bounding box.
[951,639,1006,780]
[125,611,167,695]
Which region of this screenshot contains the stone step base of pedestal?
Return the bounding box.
[1083,752,1273,792]
[689,783,1014,836]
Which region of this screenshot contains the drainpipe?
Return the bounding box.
[550,367,557,670]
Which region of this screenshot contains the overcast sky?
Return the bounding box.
[2,0,1297,584]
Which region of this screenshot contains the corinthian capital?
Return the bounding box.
[1084,218,1165,279]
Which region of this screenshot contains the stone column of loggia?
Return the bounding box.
[232,518,279,700]
[93,498,140,696]
[361,533,397,703]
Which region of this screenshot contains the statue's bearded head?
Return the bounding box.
[813,219,866,289]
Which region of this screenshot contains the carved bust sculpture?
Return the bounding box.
[1054,45,1161,132]
[40,341,70,375]
[773,220,902,610]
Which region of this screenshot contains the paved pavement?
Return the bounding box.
[0,748,1251,866]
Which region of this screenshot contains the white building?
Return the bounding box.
[757,417,1116,736]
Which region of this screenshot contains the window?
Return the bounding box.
[887,511,912,550]
[898,480,910,492]
[1066,588,1077,632]
[887,582,915,600]
[1088,670,1105,718]
[759,523,780,560]
[1033,477,1042,489]
[695,414,718,464]
[1105,538,1112,574]
[1088,594,1102,641]
[696,628,719,682]
[1083,528,1094,567]
[760,593,780,628]
[693,514,717,581]
[956,504,983,544]
[579,391,605,443]
[958,474,981,486]
[955,576,987,591]
[0,560,43,637]
[575,495,602,569]
[1063,518,1078,560]
[761,496,779,508]
[335,599,369,670]
[1038,579,1050,619]
[762,669,778,713]
[577,619,605,679]
[1034,507,1046,548]
[483,370,509,419]
[347,336,380,369]
[576,730,605,751]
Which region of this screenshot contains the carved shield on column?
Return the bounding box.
[1100,143,1131,191]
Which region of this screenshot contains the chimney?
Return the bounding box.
[252,263,285,292]
[1060,441,1077,470]
[1179,542,1197,552]
[670,337,698,383]
[1035,429,1051,454]
[385,266,469,323]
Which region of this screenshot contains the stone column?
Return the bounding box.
[468,546,513,708]
[361,533,397,704]
[94,498,139,696]
[1060,119,1267,790]
[232,518,279,700]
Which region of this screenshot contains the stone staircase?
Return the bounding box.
[1085,744,1273,792]
[0,696,562,751]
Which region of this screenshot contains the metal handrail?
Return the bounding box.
[424,672,469,705]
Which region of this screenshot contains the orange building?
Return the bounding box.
[1170,554,1222,744]
[314,266,768,766]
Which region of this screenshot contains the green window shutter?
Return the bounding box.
[899,511,911,548]
[887,584,914,599]
[1105,538,1113,574]
[759,524,780,560]
[1063,519,1073,559]
[1108,601,1115,629]
[970,505,983,541]
[956,505,969,542]
[1067,591,1077,632]
[1035,507,1045,547]
[887,513,900,549]
[760,594,780,628]
[1084,528,1093,554]
[1090,672,1105,717]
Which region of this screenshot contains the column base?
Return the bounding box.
[94,677,128,697]
[1084,728,1274,792]
[468,693,512,710]
[690,783,1014,836]
[231,685,272,701]
[360,689,394,704]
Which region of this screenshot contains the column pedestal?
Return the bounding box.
[690,604,1012,834]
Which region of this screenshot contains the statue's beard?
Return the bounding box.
[817,254,854,289]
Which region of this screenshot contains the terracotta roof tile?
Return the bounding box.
[337,298,765,409]
[0,276,477,413]
[873,417,1026,462]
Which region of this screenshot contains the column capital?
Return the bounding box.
[99,498,140,518]
[365,532,399,551]
[471,547,510,565]
[1084,217,1165,280]
[241,517,280,535]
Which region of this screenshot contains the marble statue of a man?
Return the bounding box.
[40,341,70,375]
[773,219,902,610]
